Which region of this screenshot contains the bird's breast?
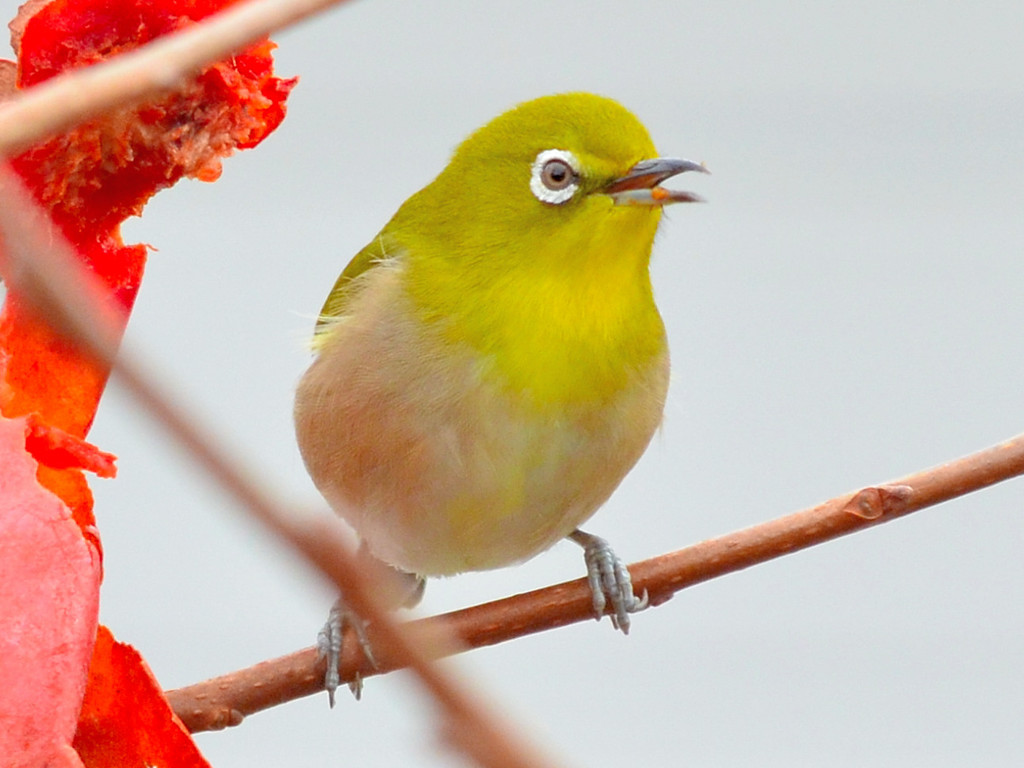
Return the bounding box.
[294,262,669,576]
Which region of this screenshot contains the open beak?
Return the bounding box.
[604,157,709,206]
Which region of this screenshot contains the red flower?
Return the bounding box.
[0,1,296,763]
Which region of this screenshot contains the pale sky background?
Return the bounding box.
[6,1,1024,765]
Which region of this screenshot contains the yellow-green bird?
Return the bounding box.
[294,92,706,700]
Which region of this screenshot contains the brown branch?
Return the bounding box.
[167,433,1024,732]
[0,0,353,157]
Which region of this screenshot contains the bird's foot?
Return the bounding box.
[568,529,648,633]
[317,598,376,705]
[318,557,426,705]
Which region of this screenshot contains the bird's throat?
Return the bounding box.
[421,246,666,410]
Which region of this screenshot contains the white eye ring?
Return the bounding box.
[530,149,580,205]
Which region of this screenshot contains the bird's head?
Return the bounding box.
[395,92,707,277]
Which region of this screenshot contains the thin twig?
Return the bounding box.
[0,0,565,761]
[166,434,1024,732]
[1,0,564,762]
[0,162,560,768]
[0,0,352,157]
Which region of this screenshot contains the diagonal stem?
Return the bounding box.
[0,163,562,768]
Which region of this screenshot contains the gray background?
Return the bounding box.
[7,0,1024,765]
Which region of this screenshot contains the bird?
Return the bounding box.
[294,92,706,702]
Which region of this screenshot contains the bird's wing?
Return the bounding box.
[311,235,392,347]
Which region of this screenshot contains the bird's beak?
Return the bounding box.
[604,157,709,206]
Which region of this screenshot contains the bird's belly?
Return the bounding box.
[294,279,668,576]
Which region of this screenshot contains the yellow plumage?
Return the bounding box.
[295,91,704,614]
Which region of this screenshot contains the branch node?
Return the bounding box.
[842,484,913,520]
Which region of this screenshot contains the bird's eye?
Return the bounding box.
[530,149,580,205]
[541,159,573,190]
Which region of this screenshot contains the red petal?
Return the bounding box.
[1,0,296,446]
[74,627,213,768]
[13,0,297,246]
[0,415,101,768]
[24,414,118,477]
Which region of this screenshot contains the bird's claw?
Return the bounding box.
[318,560,424,706]
[317,599,377,705]
[570,529,647,633]
[316,606,342,707]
